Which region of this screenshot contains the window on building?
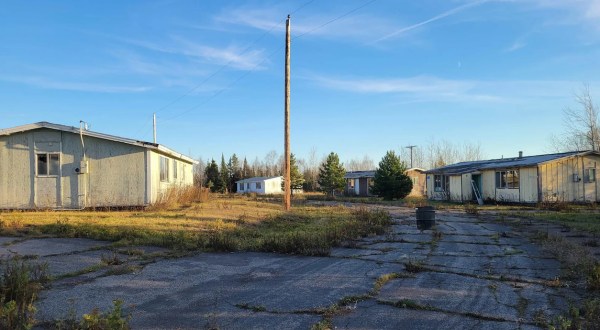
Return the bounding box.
[586,168,596,183]
[173,159,178,180]
[256,182,262,189]
[247,183,250,190]
[495,170,519,189]
[434,175,448,192]
[37,153,60,176]
[348,179,355,188]
[239,182,244,191]
[160,156,169,182]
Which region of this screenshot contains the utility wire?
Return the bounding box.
[136,0,317,140]
[158,0,377,124]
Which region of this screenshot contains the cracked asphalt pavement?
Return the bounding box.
[0,208,584,329]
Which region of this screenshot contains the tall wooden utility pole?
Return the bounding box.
[283,15,291,211]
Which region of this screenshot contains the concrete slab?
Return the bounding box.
[36,252,399,328]
[5,238,111,257]
[332,300,536,330]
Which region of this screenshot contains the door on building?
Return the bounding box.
[34,148,61,208]
[359,178,368,196]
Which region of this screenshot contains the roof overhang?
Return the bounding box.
[0,122,197,164]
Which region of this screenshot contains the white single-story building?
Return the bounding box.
[236,176,284,195]
[344,171,375,197]
[425,151,600,203]
[0,122,196,209]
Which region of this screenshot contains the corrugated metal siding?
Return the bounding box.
[481,171,495,200]
[82,135,146,207]
[0,132,33,208]
[149,150,195,203]
[519,167,538,202]
[461,173,472,201]
[449,176,462,201]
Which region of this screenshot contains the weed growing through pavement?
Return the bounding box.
[0,256,50,329]
[404,259,427,273]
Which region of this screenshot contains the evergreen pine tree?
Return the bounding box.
[242,157,251,178]
[281,153,305,196]
[228,154,242,192]
[371,150,413,200]
[220,154,229,193]
[204,159,221,193]
[318,152,346,196]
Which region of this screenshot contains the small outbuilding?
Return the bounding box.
[236,176,284,195]
[406,167,426,197]
[344,171,375,197]
[425,151,600,203]
[0,122,196,209]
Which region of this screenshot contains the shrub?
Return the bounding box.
[0,256,50,329]
[464,203,479,215]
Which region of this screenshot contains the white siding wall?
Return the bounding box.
[538,155,600,202]
[236,177,283,195]
[519,167,538,203]
[461,173,472,201]
[148,150,194,203]
[0,132,33,208]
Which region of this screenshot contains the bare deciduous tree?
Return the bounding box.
[346,155,375,171]
[552,84,600,152]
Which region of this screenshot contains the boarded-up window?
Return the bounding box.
[160,156,169,182]
[37,153,60,176]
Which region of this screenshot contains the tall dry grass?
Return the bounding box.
[149,186,210,210]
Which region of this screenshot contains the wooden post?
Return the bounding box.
[284,15,291,211]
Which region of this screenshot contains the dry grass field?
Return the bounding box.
[0,194,392,255]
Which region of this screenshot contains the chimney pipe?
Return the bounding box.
[518,151,523,158]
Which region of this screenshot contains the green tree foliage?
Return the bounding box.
[318,152,346,196]
[228,154,242,192]
[281,154,305,196]
[204,159,222,193]
[371,151,413,200]
[219,154,229,193]
[242,157,252,178]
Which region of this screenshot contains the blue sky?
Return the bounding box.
[1,0,600,164]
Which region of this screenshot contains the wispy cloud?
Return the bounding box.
[373,0,489,43]
[1,76,150,93]
[504,40,526,52]
[511,0,600,30]
[215,6,399,43]
[307,74,594,104]
[117,36,267,70]
[311,74,473,94]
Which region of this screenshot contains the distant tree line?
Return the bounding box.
[193,140,484,194]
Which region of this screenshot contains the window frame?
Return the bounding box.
[173,159,178,180]
[495,170,519,189]
[586,168,596,183]
[433,174,448,192]
[160,156,170,182]
[36,153,60,177]
[256,182,262,189]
